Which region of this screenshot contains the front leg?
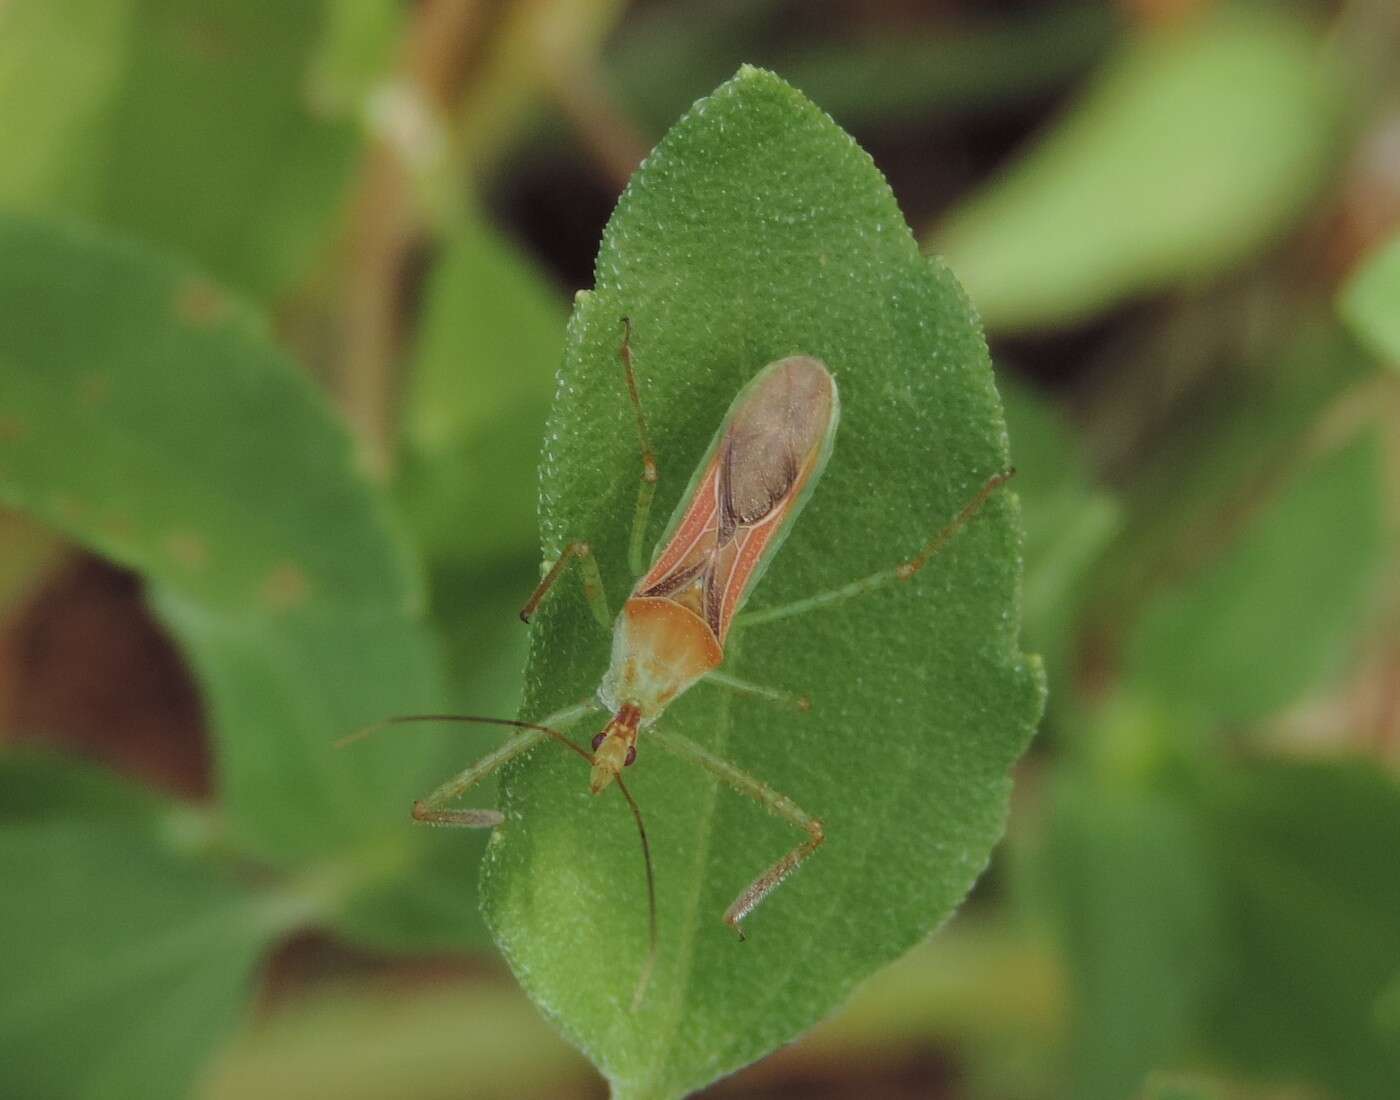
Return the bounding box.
[337,702,600,826]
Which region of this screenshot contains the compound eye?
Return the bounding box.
[624,745,637,767]
[591,732,606,751]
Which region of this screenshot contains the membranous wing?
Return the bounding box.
[634,356,838,645]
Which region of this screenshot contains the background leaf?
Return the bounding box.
[1339,231,1400,370]
[1044,774,1220,1100]
[0,0,357,300]
[398,206,565,574]
[481,67,1043,1098]
[395,207,568,726]
[1125,432,1386,726]
[1199,759,1400,1097]
[0,216,489,948]
[933,6,1340,333]
[0,0,131,216]
[0,754,280,1100]
[1000,375,1120,709]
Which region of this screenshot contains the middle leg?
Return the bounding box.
[735,468,1014,629]
[704,669,811,712]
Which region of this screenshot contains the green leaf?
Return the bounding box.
[1376,969,1400,1038]
[1143,1079,1224,1100]
[307,0,402,118]
[1125,432,1386,725]
[1339,231,1400,369]
[1001,375,1120,706]
[0,754,280,1100]
[481,67,1044,1097]
[934,6,1340,333]
[100,0,358,299]
[0,0,357,300]
[398,207,565,572]
[1200,759,1400,1097]
[395,206,566,752]
[0,215,489,949]
[1089,322,1371,638]
[0,748,162,826]
[0,0,131,215]
[1044,774,1220,1100]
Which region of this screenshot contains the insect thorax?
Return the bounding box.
[598,597,723,721]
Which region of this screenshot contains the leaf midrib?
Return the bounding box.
[643,663,737,1093]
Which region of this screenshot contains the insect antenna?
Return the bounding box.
[334,714,593,762]
[614,773,658,1011]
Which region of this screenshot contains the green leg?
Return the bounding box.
[519,541,611,629]
[736,468,1014,629]
[518,318,663,627]
[630,476,658,578]
[648,728,824,939]
[409,702,599,826]
[618,317,660,577]
[704,669,811,712]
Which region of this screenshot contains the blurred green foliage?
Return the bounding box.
[1,1,1398,1099]
[1001,376,1122,708]
[1045,777,1219,1100]
[1340,231,1400,369]
[1126,432,1384,725]
[0,217,441,860]
[0,0,357,299]
[0,752,279,1100]
[398,207,564,573]
[936,5,1341,333]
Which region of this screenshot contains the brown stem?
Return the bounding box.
[337,0,486,477]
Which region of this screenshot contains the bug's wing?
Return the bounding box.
[709,357,836,639]
[636,356,837,643]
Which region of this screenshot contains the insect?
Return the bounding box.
[346,319,1011,1001]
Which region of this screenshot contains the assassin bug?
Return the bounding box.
[345,319,1011,1001]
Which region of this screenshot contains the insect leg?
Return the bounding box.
[338,703,599,827]
[410,733,540,826]
[648,728,824,939]
[618,317,659,577]
[703,669,810,712]
[734,469,1014,629]
[520,540,611,628]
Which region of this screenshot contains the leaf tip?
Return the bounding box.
[717,63,816,114]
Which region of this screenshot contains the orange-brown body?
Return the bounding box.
[589,355,838,793]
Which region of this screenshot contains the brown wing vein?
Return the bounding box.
[640,555,709,600]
